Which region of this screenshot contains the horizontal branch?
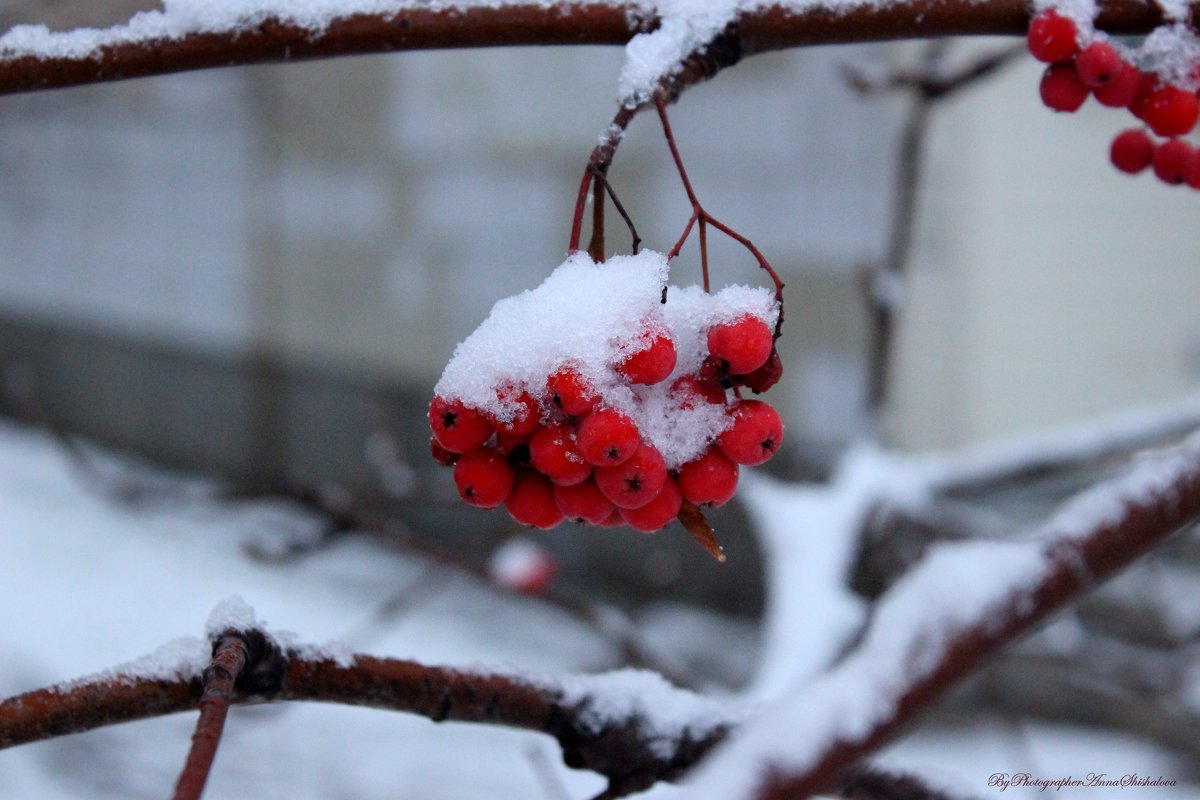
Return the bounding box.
[0,0,1177,96]
[0,650,729,797]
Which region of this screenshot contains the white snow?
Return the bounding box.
[433,250,778,468]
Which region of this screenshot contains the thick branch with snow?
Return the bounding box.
[0,0,1173,97]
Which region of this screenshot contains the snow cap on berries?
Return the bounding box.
[433,251,778,468]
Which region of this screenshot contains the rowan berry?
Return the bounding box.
[707,314,774,374]
[670,374,726,408]
[595,443,668,509]
[489,539,558,595]
[553,478,616,524]
[576,408,641,466]
[546,366,598,415]
[1092,62,1141,107]
[738,347,783,394]
[1152,139,1197,185]
[490,386,542,436]
[529,423,592,486]
[430,437,460,467]
[678,447,739,508]
[504,469,565,529]
[1110,129,1155,174]
[1143,85,1200,137]
[1075,42,1122,88]
[1040,62,1089,113]
[453,447,515,508]
[1027,10,1079,64]
[618,332,677,385]
[718,400,785,466]
[429,396,493,453]
[596,508,625,528]
[620,478,682,533]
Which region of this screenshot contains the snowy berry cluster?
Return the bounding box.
[1029,5,1200,187]
[427,251,784,534]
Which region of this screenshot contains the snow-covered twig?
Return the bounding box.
[686,429,1200,798]
[0,641,731,798]
[0,0,1171,97]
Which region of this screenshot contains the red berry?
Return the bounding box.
[1152,139,1197,185]
[707,314,774,374]
[429,396,493,453]
[495,430,533,456]
[678,447,740,508]
[1093,62,1141,107]
[430,437,460,466]
[1027,10,1079,63]
[620,478,682,533]
[738,348,783,394]
[1110,129,1155,174]
[504,469,565,529]
[490,386,541,436]
[576,408,641,466]
[546,366,598,416]
[1128,72,1161,120]
[1188,159,1200,189]
[489,539,558,595]
[1075,42,1122,87]
[1040,62,1089,113]
[529,423,592,486]
[453,447,515,508]
[554,478,616,524]
[1143,85,1200,137]
[596,508,625,529]
[595,443,668,510]
[670,374,726,409]
[618,332,677,385]
[718,400,785,466]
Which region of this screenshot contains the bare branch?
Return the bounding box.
[0,0,1174,97]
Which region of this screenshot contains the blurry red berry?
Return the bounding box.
[707,314,774,374]
[718,400,785,466]
[576,408,641,466]
[620,478,683,533]
[618,332,677,385]
[553,478,616,524]
[738,347,783,394]
[504,469,565,529]
[1187,159,1200,189]
[489,539,558,595]
[1093,62,1141,107]
[1144,85,1200,137]
[678,447,740,508]
[494,430,533,456]
[1040,62,1089,112]
[1027,10,1079,63]
[430,437,461,466]
[1128,72,1161,120]
[1110,129,1155,174]
[530,423,592,486]
[429,396,493,453]
[595,443,668,510]
[547,366,597,415]
[596,508,625,529]
[1152,139,1197,185]
[1075,42,1122,87]
[453,447,515,508]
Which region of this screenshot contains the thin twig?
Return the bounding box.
[172,634,251,800]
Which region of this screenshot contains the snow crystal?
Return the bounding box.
[205,594,260,637]
[59,636,211,689]
[558,668,735,758]
[433,250,778,468]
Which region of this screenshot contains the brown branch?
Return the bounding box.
[172,633,251,800]
[688,431,1200,799]
[0,646,729,798]
[0,0,1178,98]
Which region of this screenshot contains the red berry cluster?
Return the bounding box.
[429,313,785,533]
[1029,9,1200,188]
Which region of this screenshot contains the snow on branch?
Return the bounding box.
[684,429,1200,799]
[0,0,1171,98]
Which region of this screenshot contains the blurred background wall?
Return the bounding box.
[0,2,1197,611]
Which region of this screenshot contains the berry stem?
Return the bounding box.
[654,95,785,325]
[568,104,638,255]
